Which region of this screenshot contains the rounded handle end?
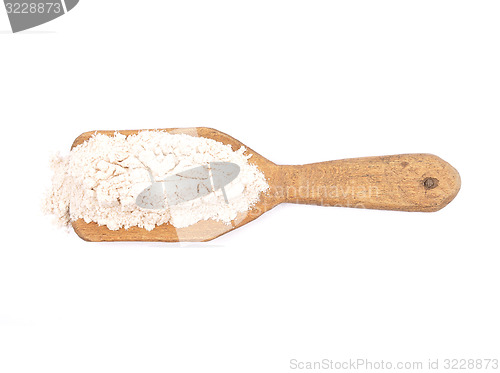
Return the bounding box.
[416,154,461,212]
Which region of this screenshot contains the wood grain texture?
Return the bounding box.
[70,128,461,242]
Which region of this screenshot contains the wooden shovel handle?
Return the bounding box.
[277,154,460,212]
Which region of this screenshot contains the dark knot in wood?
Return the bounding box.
[423,177,439,190]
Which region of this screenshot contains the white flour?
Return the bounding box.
[42,131,269,230]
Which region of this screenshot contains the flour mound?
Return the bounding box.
[42,131,269,230]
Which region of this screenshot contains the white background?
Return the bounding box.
[0,1,499,372]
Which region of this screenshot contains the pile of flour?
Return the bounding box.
[42,131,269,230]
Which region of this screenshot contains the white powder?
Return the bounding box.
[42,131,269,230]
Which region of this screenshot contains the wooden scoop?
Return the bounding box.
[71,127,461,242]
